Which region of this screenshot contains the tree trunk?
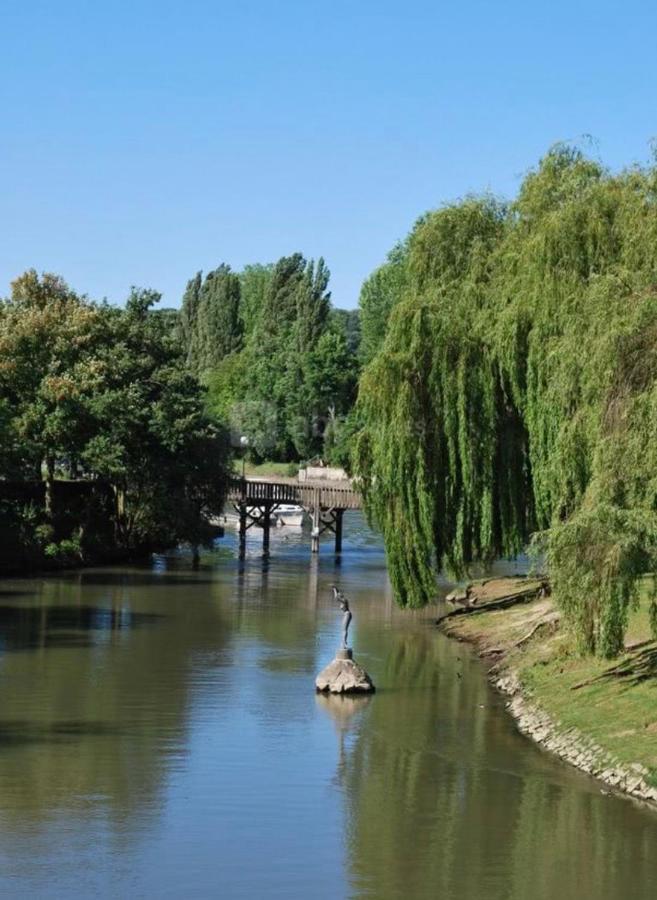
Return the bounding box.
[113,483,128,548]
[44,455,55,521]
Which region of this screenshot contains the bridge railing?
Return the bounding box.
[227,478,299,503]
[227,478,361,510]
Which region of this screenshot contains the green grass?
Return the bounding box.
[445,584,657,780]
[233,460,299,479]
[519,624,657,776]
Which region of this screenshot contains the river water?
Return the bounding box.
[0,514,656,898]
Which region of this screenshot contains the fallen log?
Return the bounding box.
[512,611,561,648]
[437,578,549,624]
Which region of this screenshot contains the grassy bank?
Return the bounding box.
[441,579,657,797]
[233,460,300,479]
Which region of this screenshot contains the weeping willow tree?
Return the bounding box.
[356,145,657,657]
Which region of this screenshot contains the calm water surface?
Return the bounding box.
[0,514,656,899]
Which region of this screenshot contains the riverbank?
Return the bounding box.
[440,578,657,805]
[235,460,300,479]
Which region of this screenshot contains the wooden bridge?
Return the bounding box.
[226,477,362,557]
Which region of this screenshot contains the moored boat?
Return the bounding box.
[273,504,306,527]
[215,503,307,529]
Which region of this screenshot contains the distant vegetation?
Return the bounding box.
[0,250,364,571]
[354,144,657,657]
[178,253,361,465]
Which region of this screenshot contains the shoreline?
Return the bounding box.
[439,580,657,807]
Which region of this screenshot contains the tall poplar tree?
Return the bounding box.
[195,265,243,372]
[180,266,243,375]
[200,251,361,463]
[180,272,202,370]
[294,257,331,353]
[239,263,273,338]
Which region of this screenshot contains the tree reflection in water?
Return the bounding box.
[0,566,232,840]
[327,626,657,900]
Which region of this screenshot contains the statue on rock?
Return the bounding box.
[315,585,375,694]
[332,584,352,649]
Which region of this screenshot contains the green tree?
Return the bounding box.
[359,241,409,364]
[330,307,361,356]
[294,257,331,352]
[283,325,358,460]
[203,252,361,465]
[179,271,202,369]
[195,265,243,372]
[180,266,243,376]
[82,287,231,553]
[354,146,657,657]
[0,270,109,510]
[0,274,231,566]
[241,253,330,459]
[239,263,273,338]
[205,352,250,423]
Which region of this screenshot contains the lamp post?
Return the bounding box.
[240,435,249,480]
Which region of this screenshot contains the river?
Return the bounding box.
[0,513,656,898]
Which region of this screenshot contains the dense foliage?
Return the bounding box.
[0,271,231,569]
[358,240,410,365]
[185,253,360,462]
[180,265,243,373]
[355,146,657,656]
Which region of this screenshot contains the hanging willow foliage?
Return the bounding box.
[355,145,657,656]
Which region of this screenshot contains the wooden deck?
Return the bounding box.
[227,477,362,556]
[227,478,362,510]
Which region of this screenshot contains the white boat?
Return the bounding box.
[216,504,306,529]
[273,504,306,527]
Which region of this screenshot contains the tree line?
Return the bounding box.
[0,251,364,571]
[353,144,657,658]
[178,253,361,464]
[0,271,230,571]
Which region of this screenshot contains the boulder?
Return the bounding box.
[315,648,375,694]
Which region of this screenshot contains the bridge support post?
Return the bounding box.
[262,502,271,556]
[334,508,344,555]
[238,501,247,559]
[311,488,320,553]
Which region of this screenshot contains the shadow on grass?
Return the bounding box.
[579,644,657,690]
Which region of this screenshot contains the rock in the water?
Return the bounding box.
[315,650,375,694]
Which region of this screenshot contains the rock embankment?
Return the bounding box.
[496,672,657,804]
[439,576,657,807]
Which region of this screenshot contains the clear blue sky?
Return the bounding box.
[2,0,657,310]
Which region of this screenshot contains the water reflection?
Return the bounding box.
[316,693,372,788]
[0,570,231,838]
[0,603,165,652]
[0,516,655,899]
[340,613,657,900]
